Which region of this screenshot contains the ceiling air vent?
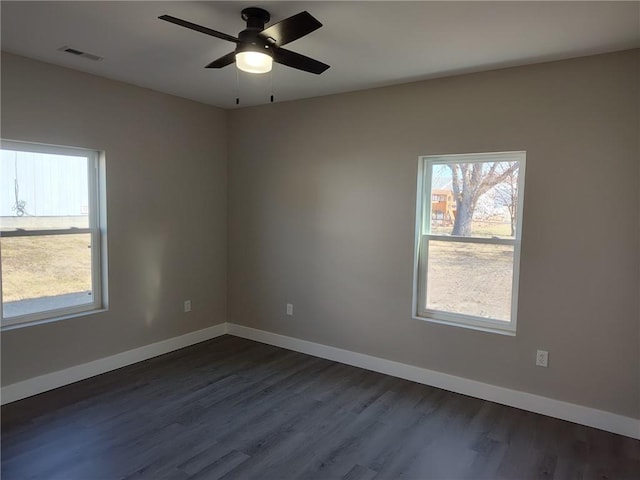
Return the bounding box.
[58,46,103,61]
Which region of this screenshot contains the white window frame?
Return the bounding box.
[412,151,526,335]
[0,139,105,328]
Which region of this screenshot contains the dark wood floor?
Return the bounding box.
[2,335,639,480]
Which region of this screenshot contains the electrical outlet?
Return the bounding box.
[184,300,191,313]
[536,350,549,367]
[286,303,293,316]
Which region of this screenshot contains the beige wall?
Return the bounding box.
[227,50,640,418]
[1,53,227,384]
[2,49,638,420]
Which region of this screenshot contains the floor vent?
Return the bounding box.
[58,46,103,61]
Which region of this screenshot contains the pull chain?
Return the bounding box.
[270,67,274,103]
[235,68,240,105]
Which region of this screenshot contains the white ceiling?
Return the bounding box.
[2,1,639,109]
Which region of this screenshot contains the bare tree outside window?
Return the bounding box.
[449,161,519,237]
[492,163,519,237]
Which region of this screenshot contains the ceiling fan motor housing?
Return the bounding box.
[236,31,273,56]
[237,8,275,57]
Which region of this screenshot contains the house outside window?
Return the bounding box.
[0,140,106,327]
[413,151,526,334]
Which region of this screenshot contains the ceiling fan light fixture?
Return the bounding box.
[235,50,273,74]
[159,9,329,75]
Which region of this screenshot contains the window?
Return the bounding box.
[0,140,105,327]
[413,151,526,334]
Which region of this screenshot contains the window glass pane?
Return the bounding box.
[1,234,93,318]
[0,149,89,231]
[425,240,514,321]
[430,161,519,238]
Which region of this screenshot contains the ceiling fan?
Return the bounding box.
[159,7,330,75]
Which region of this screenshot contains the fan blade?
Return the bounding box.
[205,51,236,69]
[260,11,322,46]
[273,48,329,74]
[159,15,239,44]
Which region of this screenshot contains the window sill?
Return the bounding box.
[412,314,516,336]
[1,308,108,331]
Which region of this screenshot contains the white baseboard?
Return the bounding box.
[3,321,638,440]
[1,323,228,405]
[227,323,640,440]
